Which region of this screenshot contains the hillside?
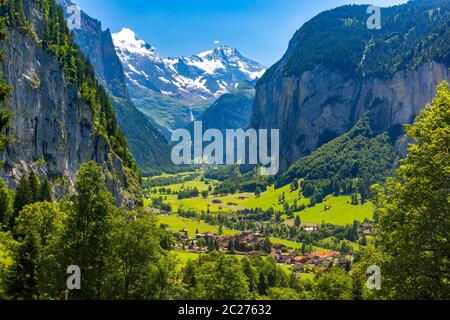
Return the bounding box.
[252,0,450,171]
[278,116,396,204]
[190,80,256,135]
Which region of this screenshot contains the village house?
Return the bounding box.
[361,223,376,236]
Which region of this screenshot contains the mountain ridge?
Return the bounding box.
[112,27,266,135]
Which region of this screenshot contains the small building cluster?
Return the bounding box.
[269,250,349,272]
[169,229,349,272]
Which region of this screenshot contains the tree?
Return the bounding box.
[183,253,250,300]
[28,173,40,203]
[294,215,302,227]
[255,187,261,198]
[370,81,450,299]
[13,175,32,223]
[6,232,41,300]
[0,178,11,227]
[257,271,267,296]
[11,202,66,298]
[227,239,235,254]
[301,242,307,255]
[14,202,66,248]
[268,287,301,300]
[263,238,272,254]
[312,268,352,300]
[62,161,117,299]
[106,211,165,300]
[39,179,52,202]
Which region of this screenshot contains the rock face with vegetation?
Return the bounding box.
[251,0,450,171]
[56,0,173,175]
[0,0,140,207]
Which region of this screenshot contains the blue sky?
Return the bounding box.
[73,0,408,66]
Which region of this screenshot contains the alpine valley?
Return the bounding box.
[0,0,449,302]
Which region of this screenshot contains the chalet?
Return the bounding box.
[361,223,376,236]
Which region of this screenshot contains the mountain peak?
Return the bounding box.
[112,27,266,104]
[112,28,158,59]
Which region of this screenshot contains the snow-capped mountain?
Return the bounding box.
[112,28,266,101]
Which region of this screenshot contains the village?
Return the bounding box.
[169,229,351,273]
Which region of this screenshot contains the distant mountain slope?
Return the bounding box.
[252,0,450,171]
[112,28,266,135]
[198,80,256,134]
[57,0,173,175]
[0,0,140,206]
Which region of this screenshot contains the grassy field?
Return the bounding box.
[241,185,308,211]
[148,172,373,227]
[289,195,374,226]
[163,184,310,214]
[158,214,238,237]
[150,179,212,193]
[173,251,202,270]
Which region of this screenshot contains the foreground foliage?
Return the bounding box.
[369,81,450,299]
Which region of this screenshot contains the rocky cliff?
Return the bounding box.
[0,0,140,206]
[251,0,450,171]
[56,0,173,175]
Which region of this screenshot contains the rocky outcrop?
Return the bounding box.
[251,1,450,171]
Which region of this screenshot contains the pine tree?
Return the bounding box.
[6,232,41,300]
[294,215,302,227]
[0,177,11,226]
[39,179,52,202]
[28,172,40,203]
[263,238,272,254]
[257,272,267,296]
[13,175,32,224]
[227,239,235,254]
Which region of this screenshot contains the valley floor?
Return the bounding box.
[143,170,375,279]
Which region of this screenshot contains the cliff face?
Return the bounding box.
[251,0,450,171]
[253,62,449,171]
[0,0,140,207]
[56,0,173,175]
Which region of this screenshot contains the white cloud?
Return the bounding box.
[214,40,221,44]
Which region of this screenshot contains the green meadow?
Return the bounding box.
[158,214,238,237]
[291,195,374,226]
